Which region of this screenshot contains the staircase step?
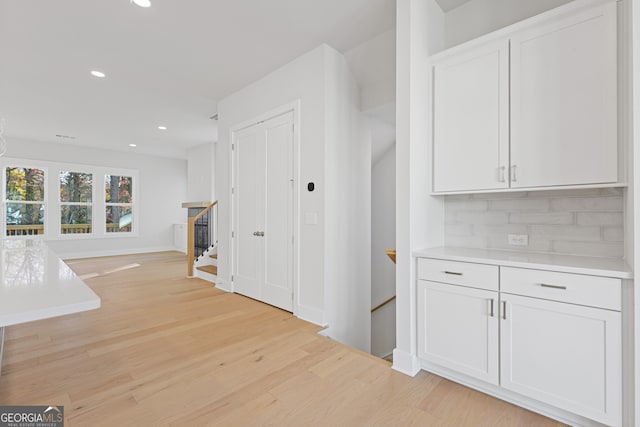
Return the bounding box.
[196,265,218,275]
[209,253,218,259]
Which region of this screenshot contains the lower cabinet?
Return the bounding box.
[417,280,499,385]
[416,258,623,426]
[501,294,621,426]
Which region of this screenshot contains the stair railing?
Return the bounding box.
[187,201,218,276]
[371,248,397,313]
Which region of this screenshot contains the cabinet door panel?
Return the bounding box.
[500,294,621,426]
[418,280,499,384]
[433,40,509,192]
[510,4,617,188]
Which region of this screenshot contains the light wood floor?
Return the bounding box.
[0,251,565,426]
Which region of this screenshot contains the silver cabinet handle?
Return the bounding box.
[501,300,507,320]
[510,165,517,182]
[253,231,259,236]
[489,299,495,317]
[443,271,463,276]
[497,166,506,183]
[259,231,265,237]
[539,283,567,290]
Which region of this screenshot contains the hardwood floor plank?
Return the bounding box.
[0,251,566,426]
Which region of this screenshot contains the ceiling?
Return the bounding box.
[0,0,396,159]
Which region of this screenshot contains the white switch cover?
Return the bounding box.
[508,234,529,246]
[304,212,318,225]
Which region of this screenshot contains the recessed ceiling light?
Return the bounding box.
[131,0,151,7]
[158,126,167,130]
[90,70,106,78]
[129,144,137,147]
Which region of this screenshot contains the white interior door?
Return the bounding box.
[261,112,294,310]
[233,126,261,299]
[233,111,294,312]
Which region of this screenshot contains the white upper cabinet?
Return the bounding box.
[433,40,509,192]
[510,4,618,188]
[432,1,618,193]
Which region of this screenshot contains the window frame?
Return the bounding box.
[3,163,48,239]
[104,174,134,234]
[59,170,95,237]
[1,157,139,240]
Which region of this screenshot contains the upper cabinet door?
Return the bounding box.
[433,40,510,193]
[510,3,618,188]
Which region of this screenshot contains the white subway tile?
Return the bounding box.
[444,194,473,201]
[444,200,489,213]
[509,212,574,225]
[445,224,474,236]
[527,188,604,198]
[455,212,509,225]
[577,212,624,226]
[529,225,602,242]
[472,191,528,199]
[552,241,624,258]
[603,227,625,242]
[490,198,550,211]
[473,224,527,236]
[445,235,488,249]
[550,197,623,212]
[487,236,552,252]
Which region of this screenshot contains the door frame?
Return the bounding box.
[230,100,300,314]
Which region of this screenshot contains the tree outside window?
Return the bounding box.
[105,175,133,233]
[60,171,93,234]
[5,167,45,236]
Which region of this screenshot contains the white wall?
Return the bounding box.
[216,45,326,323]
[371,144,396,358]
[216,44,371,351]
[187,142,213,202]
[394,0,445,375]
[444,0,573,49]
[345,29,396,111]
[5,137,186,258]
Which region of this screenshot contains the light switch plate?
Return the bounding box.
[304,212,318,225]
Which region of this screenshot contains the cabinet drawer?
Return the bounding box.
[501,267,621,311]
[417,258,498,291]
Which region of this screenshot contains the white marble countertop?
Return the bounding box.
[0,240,101,327]
[414,246,633,279]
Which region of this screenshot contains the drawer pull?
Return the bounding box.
[489,299,495,317]
[443,271,463,276]
[539,283,567,290]
[501,300,507,320]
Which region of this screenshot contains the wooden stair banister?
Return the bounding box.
[371,249,397,313]
[187,201,218,277]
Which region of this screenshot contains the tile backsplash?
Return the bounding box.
[444,188,625,258]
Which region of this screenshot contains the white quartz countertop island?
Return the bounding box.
[0,240,100,327]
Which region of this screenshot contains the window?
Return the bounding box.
[60,171,93,234]
[105,175,133,233]
[5,166,46,236]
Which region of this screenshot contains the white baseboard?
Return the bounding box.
[215,279,232,293]
[392,349,421,377]
[59,246,178,260]
[295,304,326,327]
